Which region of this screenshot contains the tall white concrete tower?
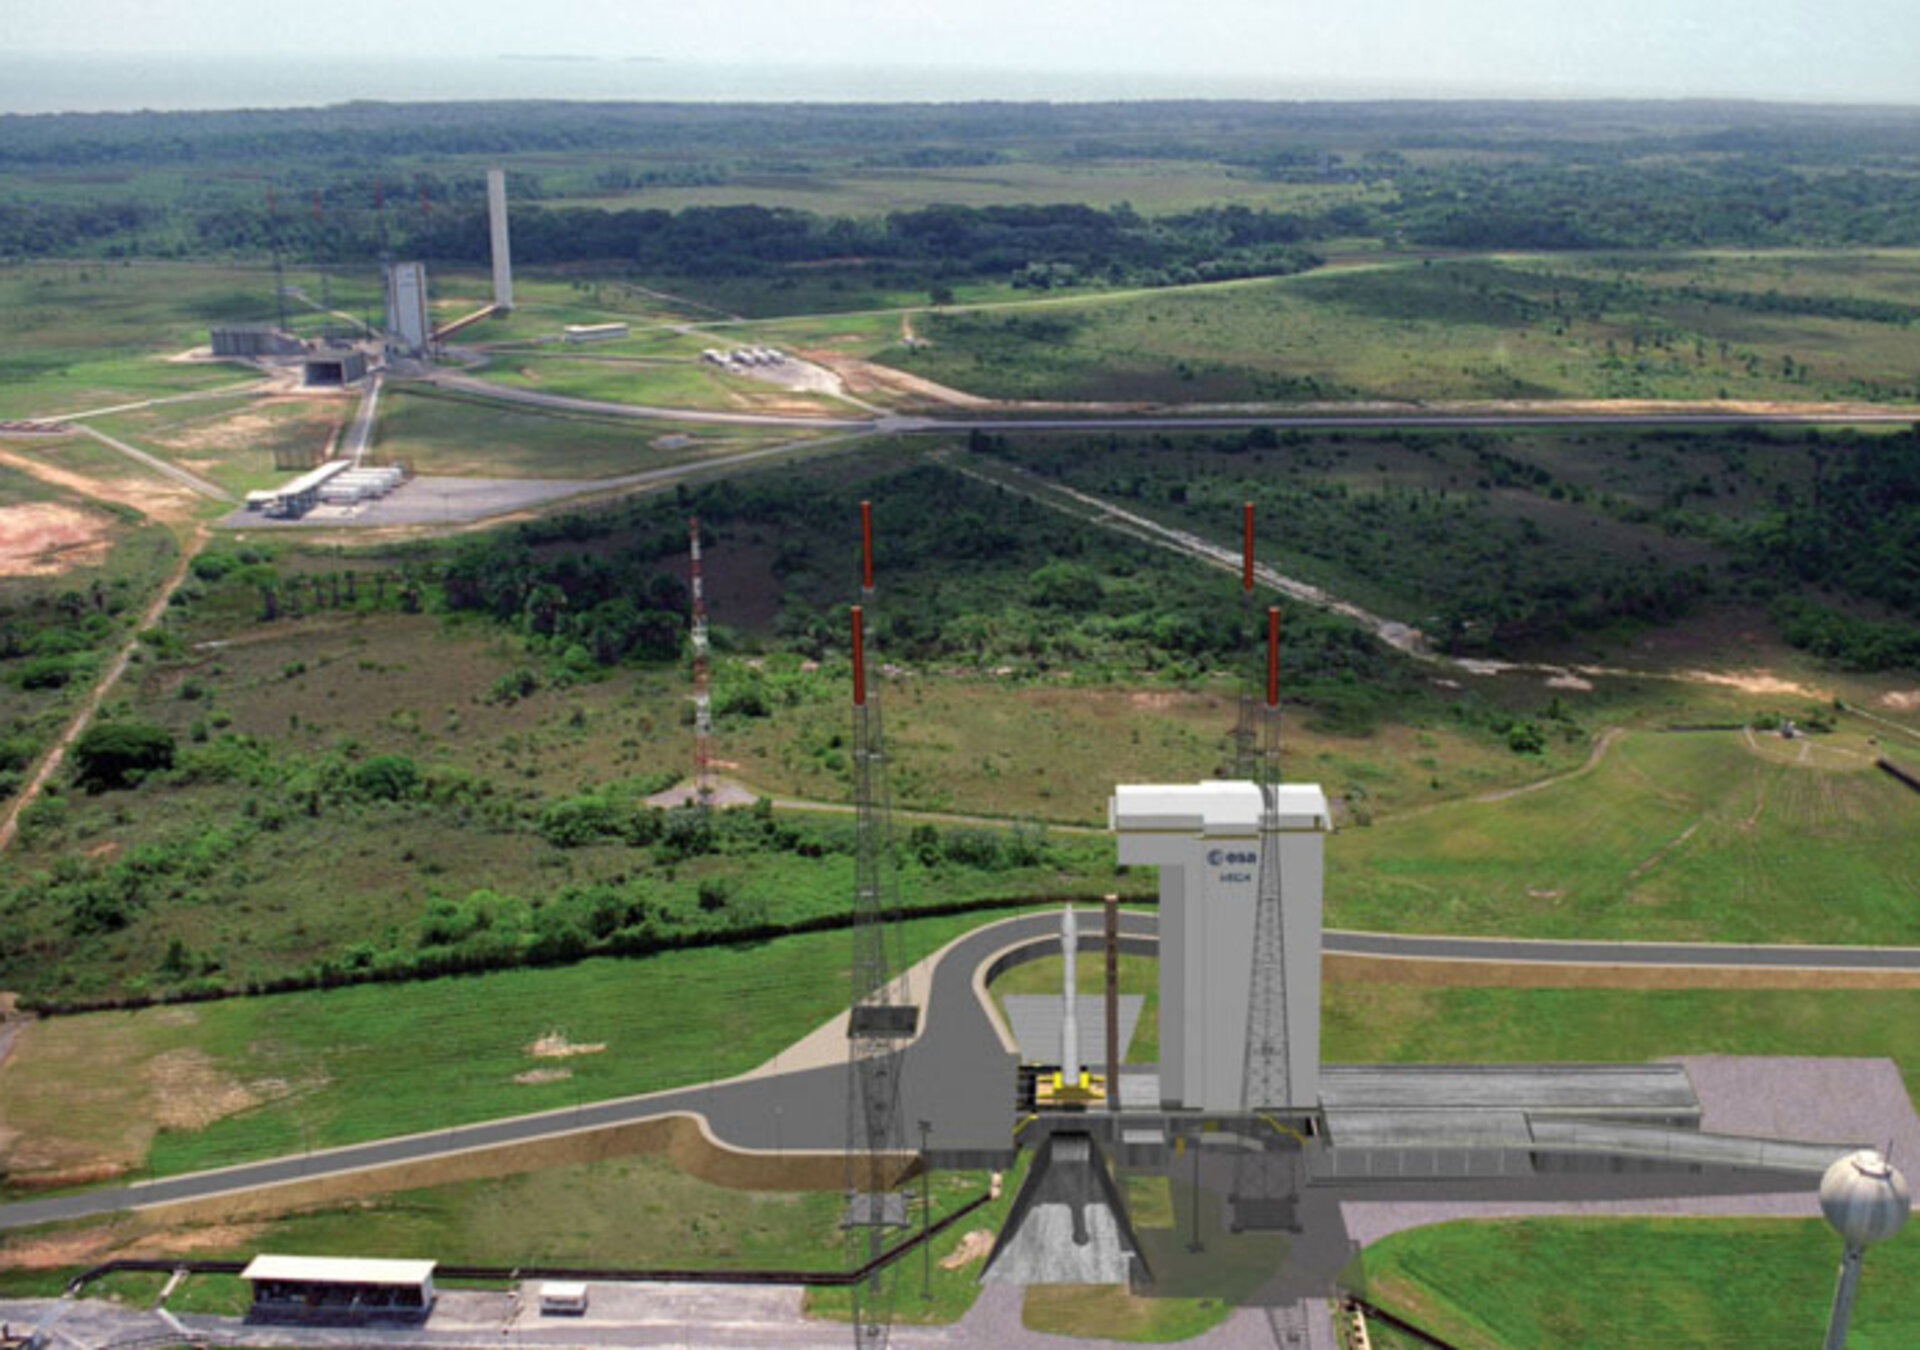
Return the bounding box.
[487,168,513,312]
[383,260,430,356]
[1110,780,1329,1112]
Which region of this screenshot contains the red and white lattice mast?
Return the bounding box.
[689,517,714,806]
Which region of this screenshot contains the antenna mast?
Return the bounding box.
[845,499,913,1350]
[1230,502,1259,780]
[266,184,288,333]
[689,517,714,806]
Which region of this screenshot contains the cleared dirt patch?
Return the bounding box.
[0,502,112,576]
[1677,668,1831,700]
[526,1032,607,1059]
[0,444,199,523]
[144,1048,271,1132]
[1882,690,1920,712]
[514,1067,574,1085]
[940,1229,994,1270]
[1,1217,267,1269]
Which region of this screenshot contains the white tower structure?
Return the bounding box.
[1109,780,1329,1111]
[383,260,430,356]
[1060,905,1081,1087]
[1820,1149,1910,1350]
[486,168,514,312]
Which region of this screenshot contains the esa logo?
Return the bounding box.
[1206,848,1258,866]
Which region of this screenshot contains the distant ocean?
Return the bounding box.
[0,53,1561,116]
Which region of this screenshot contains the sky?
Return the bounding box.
[7,0,1920,104]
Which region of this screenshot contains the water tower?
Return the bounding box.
[1819,1148,1910,1349]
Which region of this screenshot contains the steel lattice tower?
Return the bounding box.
[688,517,714,805]
[1232,605,1303,1230]
[845,501,913,1350]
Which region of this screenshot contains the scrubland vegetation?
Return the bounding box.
[5,93,1920,1343]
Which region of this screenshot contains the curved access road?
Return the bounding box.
[10,909,1920,1231]
[0,909,1144,1232]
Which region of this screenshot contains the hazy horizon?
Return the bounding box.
[7,0,1920,114]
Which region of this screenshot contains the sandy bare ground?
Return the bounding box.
[0,503,113,576]
[0,443,201,524]
[0,525,206,854]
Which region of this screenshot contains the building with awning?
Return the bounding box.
[240,1254,436,1323]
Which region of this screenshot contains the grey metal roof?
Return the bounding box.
[1528,1120,1863,1175]
[1321,1064,1700,1117]
[1324,1109,1535,1150]
[241,1255,435,1285]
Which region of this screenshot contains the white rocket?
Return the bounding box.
[1061,905,1080,1086]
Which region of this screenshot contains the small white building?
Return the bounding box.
[563,322,629,343]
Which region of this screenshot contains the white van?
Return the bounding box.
[537,1282,589,1315]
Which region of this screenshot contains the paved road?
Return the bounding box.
[1326,929,1920,970]
[0,909,1135,1231]
[908,410,1918,432]
[11,908,1920,1232]
[428,372,877,430]
[343,373,382,465]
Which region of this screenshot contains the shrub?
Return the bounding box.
[73,721,176,791]
[352,754,421,802]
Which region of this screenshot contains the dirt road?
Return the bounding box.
[0,525,208,854]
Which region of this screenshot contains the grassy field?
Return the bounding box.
[91,396,343,497]
[1326,980,1920,1106]
[997,955,1920,1110]
[369,387,806,480]
[1359,1217,1920,1349]
[0,1152,1006,1318]
[472,352,859,418]
[0,261,282,420]
[881,254,1920,404]
[0,907,1051,1189]
[1332,726,1920,944]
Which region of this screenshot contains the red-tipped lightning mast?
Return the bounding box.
[861,499,875,595]
[1231,502,1261,780]
[846,501,910,1350]
[1243,501,1257,595]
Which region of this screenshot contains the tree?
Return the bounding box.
[73,722,176,792]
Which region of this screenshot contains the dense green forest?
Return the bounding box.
[9,99,1920,269]
[979,426,1920,670]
